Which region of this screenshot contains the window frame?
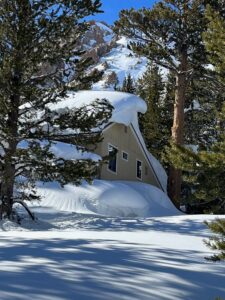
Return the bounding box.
[107,143,118,174]
[136,159,143,180]
[122,151,129,162]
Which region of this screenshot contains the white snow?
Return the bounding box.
[49,90,147,127]
[0,210,225,300]
[35,180,178,218]
[92,36,148,90]
[147,151,168,192]
[49,142,100,161]
[95,22,113,34]
[17,140,101,162]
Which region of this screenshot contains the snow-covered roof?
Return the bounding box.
[50,90,147,127]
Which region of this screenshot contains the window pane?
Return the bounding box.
[137,160,142,179]
[108,145,117,173]
[122,152,128,161]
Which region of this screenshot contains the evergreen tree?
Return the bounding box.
[204,219,225,261]
[115,0,209,206]
[0,0,113,219]
[137,64,172,159]
[164,4,225,211]
[121,74,136,93]
[203,3,225,269]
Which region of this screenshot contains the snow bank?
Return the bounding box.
[36,180,179,218]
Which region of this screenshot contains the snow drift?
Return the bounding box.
[36,180,179,218]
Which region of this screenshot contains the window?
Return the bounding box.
[136,160,142,180]
[108,144,117,173]
[122,151,128,161]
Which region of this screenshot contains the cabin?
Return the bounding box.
[58,90,167,193]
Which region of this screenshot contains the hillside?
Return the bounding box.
[79,21,148,90]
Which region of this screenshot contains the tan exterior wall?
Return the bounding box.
[94,123,161,189]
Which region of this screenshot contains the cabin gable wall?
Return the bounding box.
[94,123,161,189]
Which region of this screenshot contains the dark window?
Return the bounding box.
[136,160,142,179]
[108,145,117,173]
[122,151,128,161]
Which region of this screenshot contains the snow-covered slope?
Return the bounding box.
[78,21,148,90]
[92,36,148,90]
[36,180,179,217]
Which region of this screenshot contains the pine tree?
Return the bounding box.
[204,219,225,261]
[121,74,136,94]
[115,0,209,206]
[0,0,113,219]
[199,7,225,261]
[164,3,225,211]
[137,64,172,159]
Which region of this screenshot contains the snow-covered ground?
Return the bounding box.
[0,201,225,299]
[0,214,225,300]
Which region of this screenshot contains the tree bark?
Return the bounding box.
[0,75,20,218]
[168,50,187,207]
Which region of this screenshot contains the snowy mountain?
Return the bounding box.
[80,21,148,90]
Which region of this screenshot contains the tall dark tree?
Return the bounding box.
[0,0,112,219]
[115,0,208,206]
[137,64,172,159]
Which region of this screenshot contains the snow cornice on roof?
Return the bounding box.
[51,90,147,128]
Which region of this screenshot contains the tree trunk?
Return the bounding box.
[0,84,20,219]
[168,51,187,207]
[0,122,18,218]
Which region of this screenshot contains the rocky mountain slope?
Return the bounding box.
[81,21,148,90]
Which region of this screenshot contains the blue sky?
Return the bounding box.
[91,0,156,24]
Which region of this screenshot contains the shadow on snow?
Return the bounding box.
[0,237,224,300]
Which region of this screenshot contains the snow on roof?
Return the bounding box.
[50,90,147,127]
[147,151,168,192]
